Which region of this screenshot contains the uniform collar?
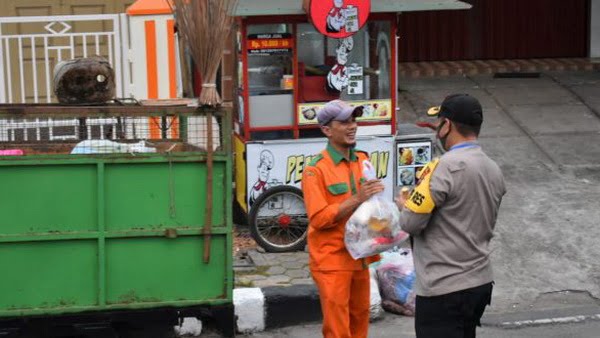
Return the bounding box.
[327,143,357,164]
[449,141,480,151]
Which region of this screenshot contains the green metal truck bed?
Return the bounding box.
[0,105,233,318]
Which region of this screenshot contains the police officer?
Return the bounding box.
[396,94,506,338]
[302,100,383,338]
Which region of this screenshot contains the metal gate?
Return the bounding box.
[0,14,130,104]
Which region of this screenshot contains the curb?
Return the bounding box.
[230,268,386,334]
[229,288,600,335]
[232,285,322,334]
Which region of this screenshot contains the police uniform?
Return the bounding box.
[400,94,507,338]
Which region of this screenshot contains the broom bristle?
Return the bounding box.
[174,0,238,106]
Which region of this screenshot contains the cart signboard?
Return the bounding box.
[303,0,371,38]
[298,99,393,125]
[246,136,394,208]
[247,33,293,55]
[396,140,433,187]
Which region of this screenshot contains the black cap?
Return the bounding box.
[427,94,483,127]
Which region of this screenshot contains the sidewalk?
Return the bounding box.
[398,57,600,78]
[236,249,312,288]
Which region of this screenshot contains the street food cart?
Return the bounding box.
[233,0,468,252]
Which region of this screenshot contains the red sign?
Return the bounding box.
[247,33,293,54]
[304,0,371,38]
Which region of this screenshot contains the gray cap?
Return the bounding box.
[317,100,363,126]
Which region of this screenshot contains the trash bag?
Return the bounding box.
[345,160,409,259]
[376,248,416,316]
[71,140,156,154]
[369,268,383,321]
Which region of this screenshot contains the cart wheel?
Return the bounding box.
[248,185,308,252]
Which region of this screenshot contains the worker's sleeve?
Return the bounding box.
[400,160,452,235]
[301,166,341,230]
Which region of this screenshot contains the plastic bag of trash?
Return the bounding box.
[376,248,416,316]
[345,160,409,259]
[71,140,156,154]
[369,268,383,321]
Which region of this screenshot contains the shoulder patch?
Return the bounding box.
[308,154,324,167]
[405,158,440,214]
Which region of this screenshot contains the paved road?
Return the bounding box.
[241,312,600,338]
[397,71,600,314]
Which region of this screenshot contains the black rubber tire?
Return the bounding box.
[248,185,308,252]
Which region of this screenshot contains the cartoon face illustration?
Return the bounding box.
[257,150,274,181]
[326,37,354,93]
[341,36,354,51]
[249,150,275,207]
[326,0,347,33]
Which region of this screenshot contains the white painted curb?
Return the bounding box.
[234,287,266,333]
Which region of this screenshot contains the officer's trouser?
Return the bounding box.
[311,269,370,338]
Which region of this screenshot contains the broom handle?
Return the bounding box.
[203,111,214,263]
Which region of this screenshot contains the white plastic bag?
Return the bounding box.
[345,160,409,259]
[369,268,383,321]
[70,140,156,154]
[376,248,416,316]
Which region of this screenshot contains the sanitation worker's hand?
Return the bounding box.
[356,179,384,204]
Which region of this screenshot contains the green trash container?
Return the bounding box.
[0,104,234,336]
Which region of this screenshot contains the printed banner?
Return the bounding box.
[304,0,371,38]
[298,99,392,125]
[246,136,395,209]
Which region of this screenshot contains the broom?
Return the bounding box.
[173,0,237,264]
[173,0,238,106]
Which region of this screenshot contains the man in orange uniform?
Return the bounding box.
[302,100,384,338]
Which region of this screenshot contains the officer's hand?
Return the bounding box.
[356,179,384,203]
[394,187,410,210]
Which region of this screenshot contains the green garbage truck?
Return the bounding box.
[0,104,234,337]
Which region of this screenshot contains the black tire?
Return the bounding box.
[248,185,308,252]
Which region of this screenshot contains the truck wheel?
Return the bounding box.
[248,186,308,252]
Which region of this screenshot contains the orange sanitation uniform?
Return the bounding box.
[302,144,379,338]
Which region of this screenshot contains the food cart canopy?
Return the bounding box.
[235,0,471,16]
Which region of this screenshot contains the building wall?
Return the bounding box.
[0,0,134,17]
[398,0,590,62]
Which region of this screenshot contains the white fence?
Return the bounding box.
[0,12,197,145]
[0,14,130,104]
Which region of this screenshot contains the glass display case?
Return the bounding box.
[246,24,294,130]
